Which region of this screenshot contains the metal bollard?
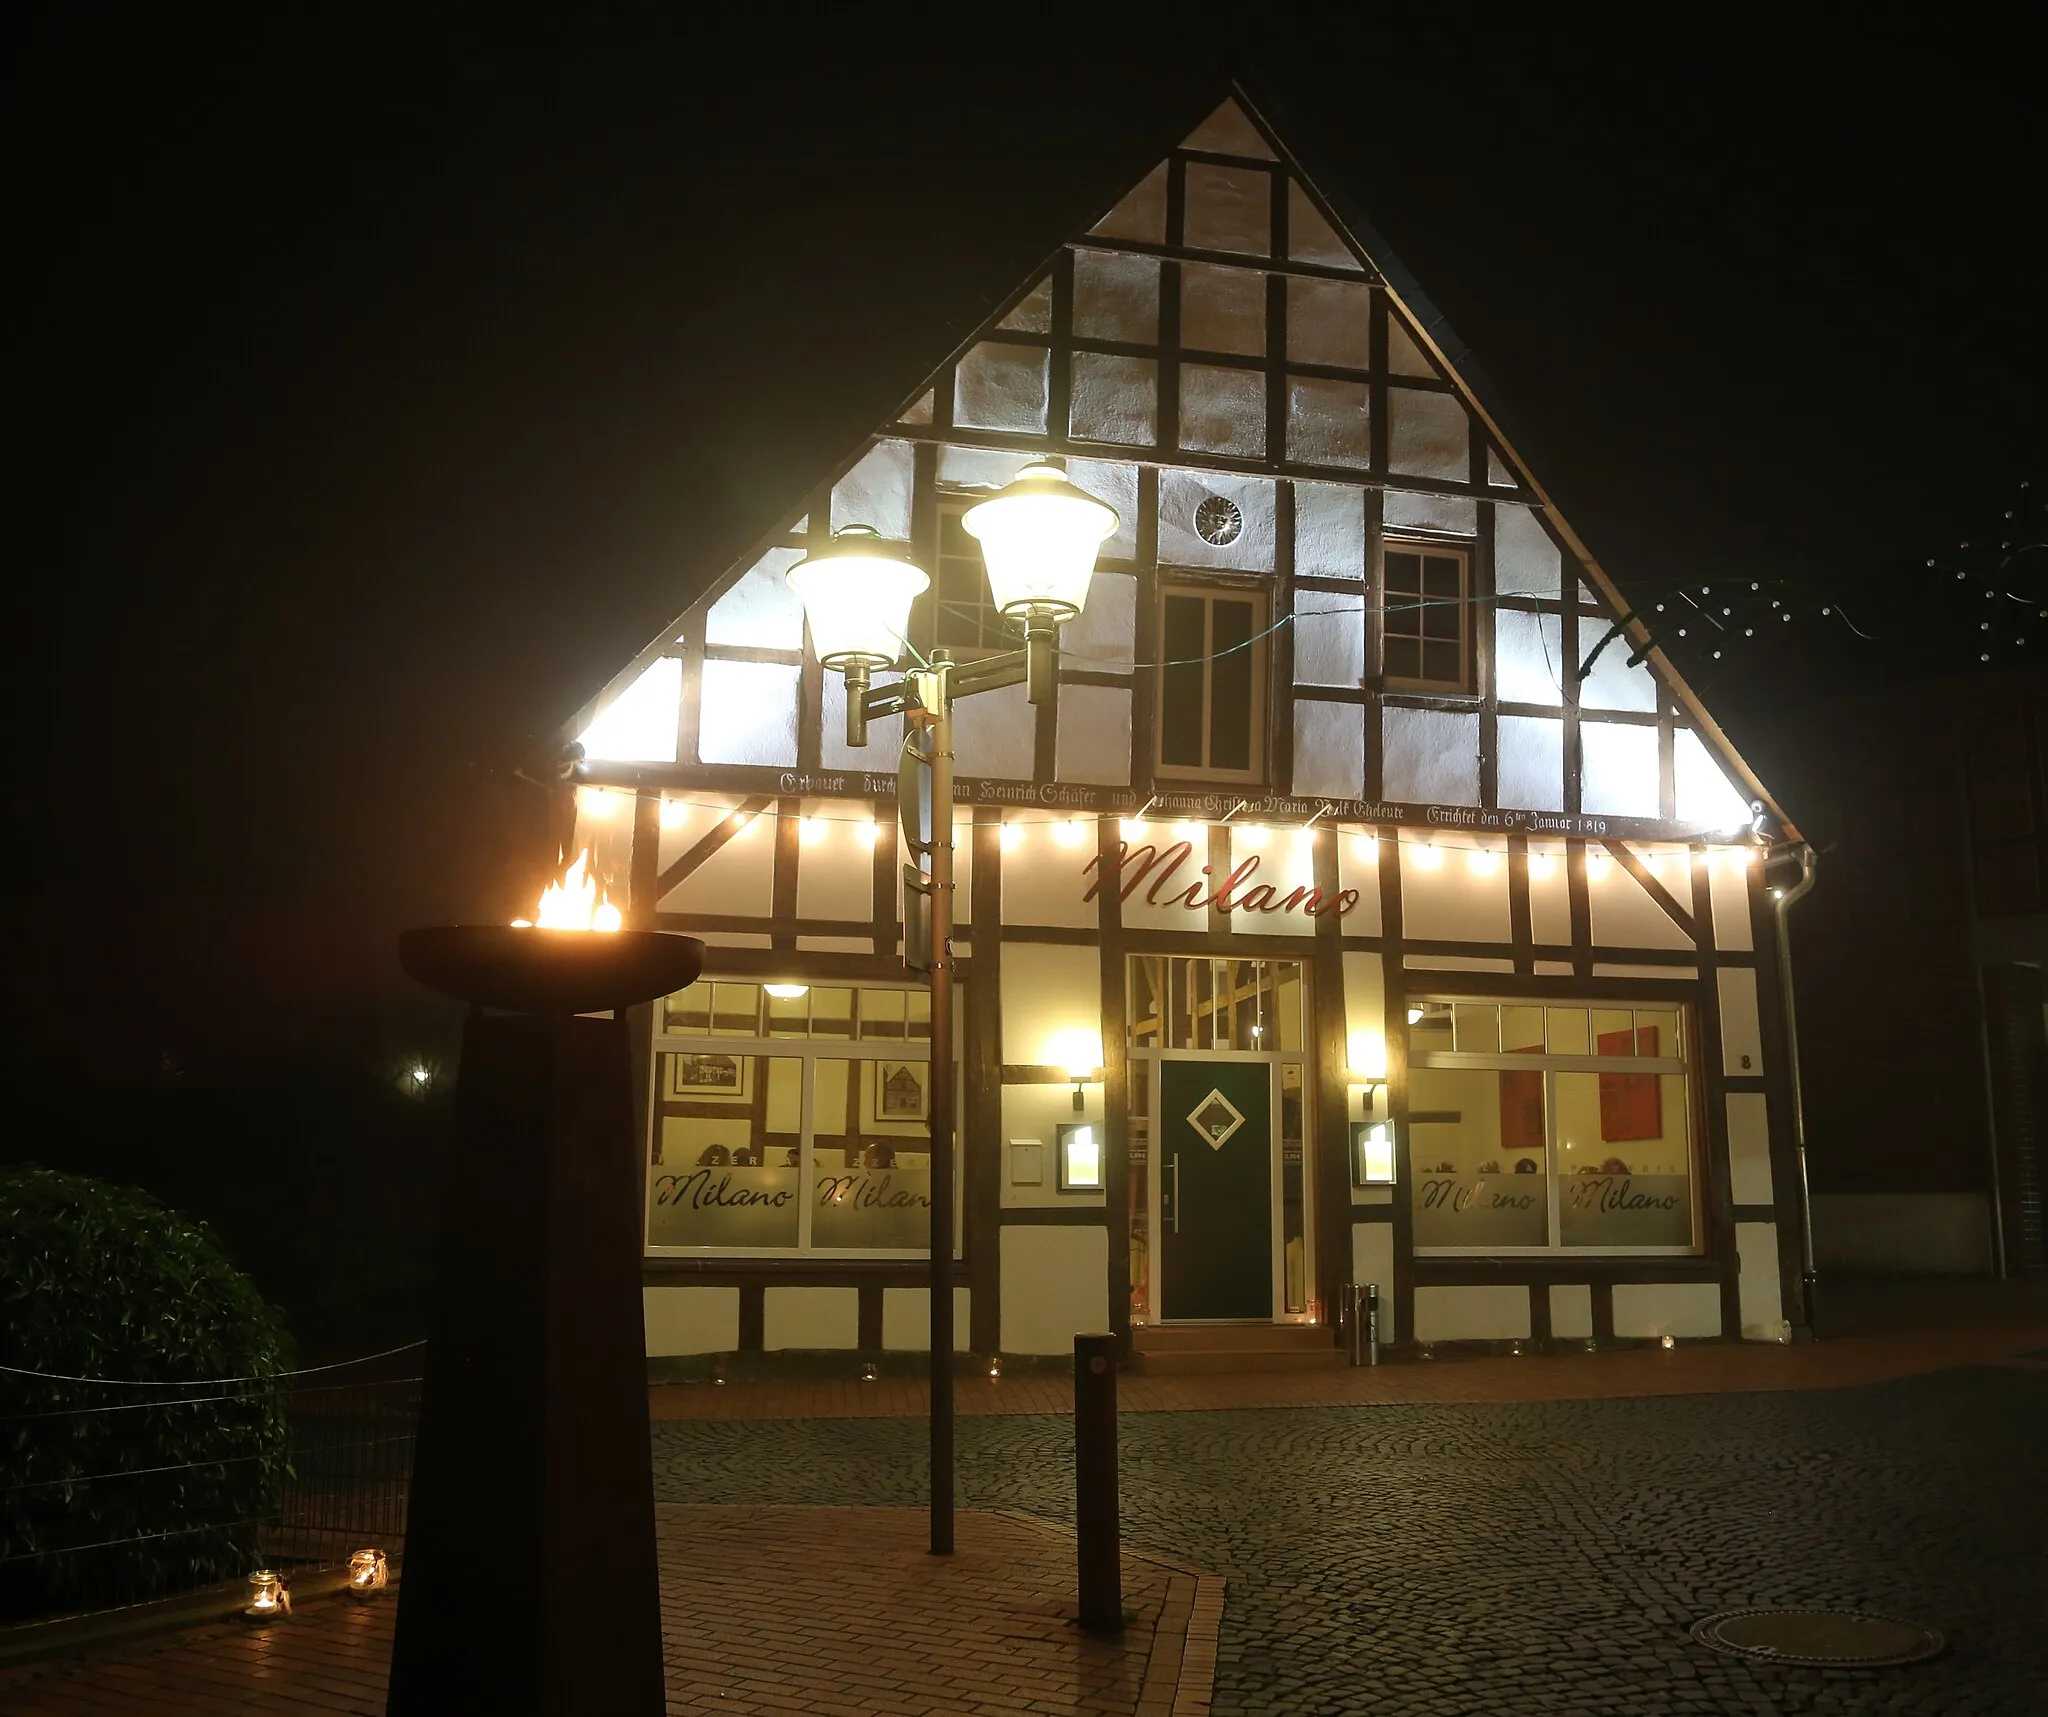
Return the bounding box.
[1365,1283,1381,1366]
[1073,1333,1122,1633]
[1343,1283,1364,1366]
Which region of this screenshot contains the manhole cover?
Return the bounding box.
[1691,1608,1945,1668]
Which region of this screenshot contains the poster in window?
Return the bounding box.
[1596,1026,1660,1141]
[867,1060,929,1125]
[665,1052,752,1103]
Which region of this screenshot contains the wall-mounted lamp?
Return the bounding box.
[1345,1031,1388,1109]
[1352,1120,1397,1186]
[1048,1032,1103,1111]
[763,983,810,999]
[1057,1122,1103,1192]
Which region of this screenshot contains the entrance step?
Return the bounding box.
[1128,1323,1345,1375]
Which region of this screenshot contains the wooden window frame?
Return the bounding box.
[1380,536,1473,695]
[1153,575,1269,786]
[914,491,1016,662]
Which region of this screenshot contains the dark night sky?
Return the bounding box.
[7,12,2041,1087]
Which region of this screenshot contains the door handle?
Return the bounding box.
[1169,1152,1181,1234]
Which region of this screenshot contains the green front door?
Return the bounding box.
[1159,1058,1273,1320]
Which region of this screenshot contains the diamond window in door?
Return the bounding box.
[1187,1088,1247,1150]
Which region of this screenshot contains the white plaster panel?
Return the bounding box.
[1400,839,1512,945]
[763,1286,859,1350]
[1062,567,1135,666]
[1057,684,1131,785]
[1111,824,1212,935]
[1403,954,1515,972]
[1810,1193,1993,1274]
[797,936,872,953]
[1578,633,1661,713]
[1707,854,1755,950]
[661,811,774,918]
[1293,481,1364,578]
[1183,163,1271,255]
[1527,847,1572,946]
[1157,471,1275,569]
[954,342,1048,434]
[1001,1224,1110,1353]
[1591,963,1695,979]
[829,439,914,539]
[695,932,773,948]
[654,798,726,873]
[1727,1091,1774,1207]
[1494,505,1562,600]
[1587,856,1694,950]
[1293,588,1365,686]
[1387,316,1436,377]
[999,939,1101,1065]
[1069,352,1157,445]
[1292,700,1365,799]
[1000,815,1097,929]
[1718,967,1764,1077]
[997,275,1051,333]
[1494,610,1565,706]
[1549,1283,1594,1340]
[1001,1084,1109,1208]
[1497,715,1565,812]
[1179,363,1265,457]
[821,674,902,772]
[1487,447,1516,487]
[1534,959,1574,975]
[1341,949,1386,1078]
[1414,1285,1530,1343]
[1350,1224,1399,1338]
[642,1287,740,1357]
[937,444,1036,490]
[1072,250,1160,344]
[1736,1223,1786,1341]
[881,1287,972,1351]
[952,679,1033,779]
[1180,263,1264,356]
[1675,729,1754,834]
[705,548,805,651]
[578,656,680,764]
[1287,376,1370,468]
[1383,490,1477,534]
[1289,182,1359,269]
[898,389,934,425]
[1065,462,1140,561]
[1580,721,1661,818]
[1286,277,1371,368]
[794,808,877,924]
[1221,827,1317,939]
[698,661,800,767]
[1182,97,1275,159]
[1091,162,1167,243]
[1382,707,1480,805]
[1612,1282,1722,1340]
[1388,388,1469,480]
[1335,834,1385,935]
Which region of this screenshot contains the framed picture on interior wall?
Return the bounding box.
[1596,1025,1661,1141]
[665,1052,752,1103]
[868,1059,929,1125]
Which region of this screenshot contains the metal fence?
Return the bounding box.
[1,1346,421,1627]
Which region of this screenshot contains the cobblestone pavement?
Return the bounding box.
[652,1363,2048,1715]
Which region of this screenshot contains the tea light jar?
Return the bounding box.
[244,1569,290,1620]
[348,1548,389,1598]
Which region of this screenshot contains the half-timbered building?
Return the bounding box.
[553,86,1811,1366]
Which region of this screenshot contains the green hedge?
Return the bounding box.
[0,1166,294,1621]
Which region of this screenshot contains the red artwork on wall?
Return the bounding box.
[1597,1026,1662,1141]
[1498,1042,1545,1157]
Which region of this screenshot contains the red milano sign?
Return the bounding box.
[1082,840,1360,919]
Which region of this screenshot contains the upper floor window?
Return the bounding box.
[921,496,1012,657]
[1158,582,1267,782]
[1383,540,1470,692]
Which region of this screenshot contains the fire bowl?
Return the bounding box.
[400,926,705,1015]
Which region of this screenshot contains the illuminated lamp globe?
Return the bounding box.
[961,463,1117,621]
[785,525,929,669]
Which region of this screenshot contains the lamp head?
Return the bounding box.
[784,525,929,670]
[961,463,1116,622]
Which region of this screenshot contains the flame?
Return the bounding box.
[514,850,623,932]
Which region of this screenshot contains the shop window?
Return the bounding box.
[648,981,947,1257]
[1408,997,1697,1254]
[1382,540,1469,691]
[1157,583,1267,782]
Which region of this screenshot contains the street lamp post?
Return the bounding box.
[786,464,1116,1555]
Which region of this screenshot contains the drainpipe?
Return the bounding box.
[1771,844,1820,1337]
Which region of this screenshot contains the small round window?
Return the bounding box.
[1194,495,1243,547]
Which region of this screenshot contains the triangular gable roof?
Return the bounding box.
[563,78,1793,841]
